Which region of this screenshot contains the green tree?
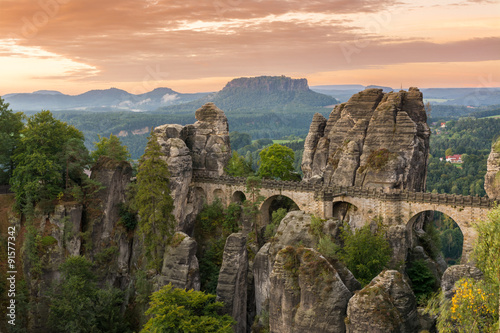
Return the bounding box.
[444,148,453,157]
[133,132,175,270]
[229,131,251,151]
[10,111,87,212]
[258,143,298,181]
[225,151,254,177]
[0,97,24,185]
[91,133,131,163]
[337,223,392,286]
[48,256,128,333]
[141,284,235,333]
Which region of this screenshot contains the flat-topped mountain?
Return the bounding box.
[197,76,339,110]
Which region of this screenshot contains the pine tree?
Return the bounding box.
[134,131,175,270]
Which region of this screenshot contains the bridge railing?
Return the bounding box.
[193,174,496,208]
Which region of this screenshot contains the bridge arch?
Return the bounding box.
[406,208,468,264]
[260,194,299,227]
[213,188,224,200]
[331,200,365,229]
[232,190,246,203]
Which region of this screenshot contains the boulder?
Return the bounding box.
[441,264,483,300]
[216,233,248,333]
[269,246,352,333]
[346,270,419,333]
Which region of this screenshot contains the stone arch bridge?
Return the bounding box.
[193,174,494,263]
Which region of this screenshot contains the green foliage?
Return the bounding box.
[48,256,129,333]
[264,207,287,240]
[10,110,90,213]
[195,200,242,293]
[118,202,138,231]
[473,205,500,286]
[406,260,436,301]
[427,117,500,196]
[23,225,42,278]
[225,151,254,177]
[0,97,24,185]
[359,148,397,173]
[229,131,252,151]
[141,284,235,333]
[337,223,392,286]
[133,132,175,270]
[426,279,498,333]
[258,144,299,181]
[308,215,326,239]
[91,133,131,163]
[41,235,57,248]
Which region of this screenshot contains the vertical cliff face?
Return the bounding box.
[302,88,430,191]
[153,102,231,233]
[484,138,500,199]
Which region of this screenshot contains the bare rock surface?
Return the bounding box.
[153,102,231,233]
[485,139,500,198]
[269,246,352,333]
[253,211,360,320]
[346,270,419,333]
[153,232,200,291]
[302,88,430,191]
[216,233,248,333]
[441,264,483,300]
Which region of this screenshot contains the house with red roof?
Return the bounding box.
[445,154,462,164]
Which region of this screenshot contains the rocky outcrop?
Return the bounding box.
[269,246,352,333]
[441,264,483,300]
[302,88,430,191]
[484,139,500,198]
[153,232,200,291]
[216,233,248,333]
[89,157,134,285]
[254,211,360,318]
[346,270,419,333]
[153,102,231,233]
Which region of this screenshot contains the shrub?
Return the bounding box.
[337,223,392,286]
[141,284,235,333]
[406,259,436,301]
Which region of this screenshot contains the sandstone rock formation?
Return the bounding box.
[346,270,419,333]
[269,246,352,333]
[216,233,248,333]
[153,232,200,291]
[89,157,134,285]
[153,102,231,233]
[302,88,430,191]
[253,211,360,322]
[441,264,483,300]
[484,138,500,198]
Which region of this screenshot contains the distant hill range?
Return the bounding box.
[3,87,210,111]
[4,77,500,112]
[311,85,500,106]
[3,76,338,113]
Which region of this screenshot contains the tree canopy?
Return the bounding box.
[141,284,235,333]
[257,143,298,181]
[0,97,24,185]
[133,132,175,270]
[48,256,128,333]
[10,110,89,212]
[91,133,131,163]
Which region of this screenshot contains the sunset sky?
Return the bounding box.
[0,0,499,95]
